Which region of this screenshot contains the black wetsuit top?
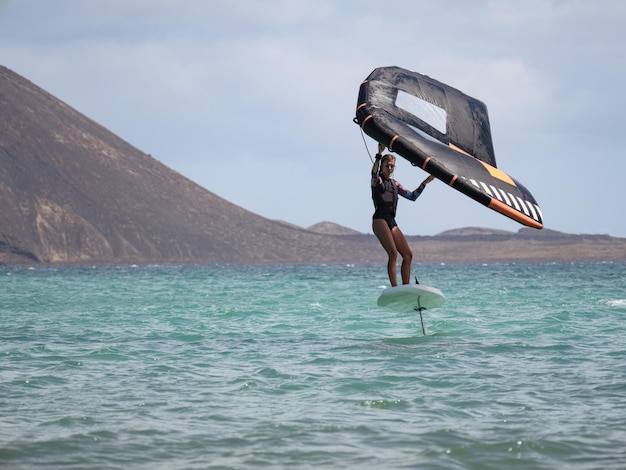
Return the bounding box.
[372,175,425,230]
[372,177,399,229]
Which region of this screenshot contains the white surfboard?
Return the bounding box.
[377,284,445,314]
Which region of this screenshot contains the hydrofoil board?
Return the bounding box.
[377,284,445,314]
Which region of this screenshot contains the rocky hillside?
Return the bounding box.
[0,65,373,265]
[307,221,362,236]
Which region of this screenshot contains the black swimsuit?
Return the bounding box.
[372,177,399,230]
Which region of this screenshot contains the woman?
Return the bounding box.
[371,144,434,286]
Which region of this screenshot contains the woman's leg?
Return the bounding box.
[391,226,413,284]
[373,219,398,286]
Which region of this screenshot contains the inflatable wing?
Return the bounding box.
[355,66,543,229]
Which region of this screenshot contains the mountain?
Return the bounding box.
[406,228,626,264]
[307,221,362,236]
[0,65,375,265]
[1,64,625,266]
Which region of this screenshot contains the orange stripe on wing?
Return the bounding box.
[449,142,516,187]
[421,156,431,170]
[489,199,543,229]
[389,135,399,151]
[479,161,516,186]
[449,142,473,157]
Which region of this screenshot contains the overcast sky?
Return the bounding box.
[1,0,625,237]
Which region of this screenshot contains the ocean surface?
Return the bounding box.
[1,262,626,469]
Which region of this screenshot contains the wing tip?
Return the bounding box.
[488,199,543,229]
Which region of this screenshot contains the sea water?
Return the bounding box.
[1,263,625,469]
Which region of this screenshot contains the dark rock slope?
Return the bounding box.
[0,65,371,265]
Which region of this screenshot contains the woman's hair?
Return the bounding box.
[381,154,396,165]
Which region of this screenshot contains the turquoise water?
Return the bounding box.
[2,263,626,469]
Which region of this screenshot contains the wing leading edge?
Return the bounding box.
[354,66,543,229]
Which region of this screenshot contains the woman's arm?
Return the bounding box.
[398,174,435,201]
[370,143,385,187]
[371,155,381,187]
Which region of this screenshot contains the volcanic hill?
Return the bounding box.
[0,65,380,265]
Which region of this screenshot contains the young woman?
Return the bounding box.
[371,144,434,286]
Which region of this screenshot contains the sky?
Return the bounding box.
[1,0,625,237]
